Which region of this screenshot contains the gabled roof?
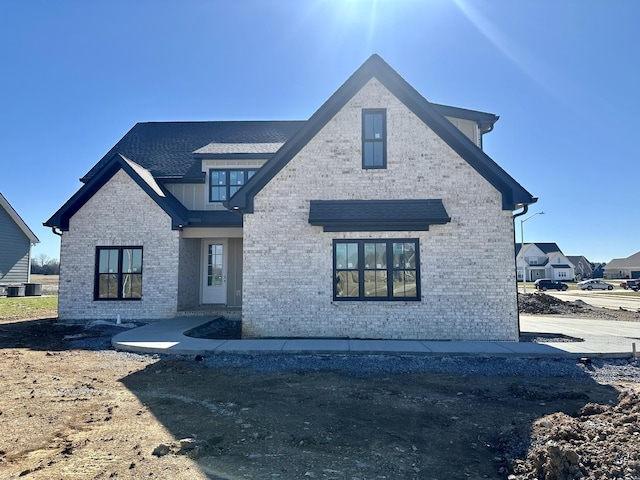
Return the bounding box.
[515,242,563,256]
[81,121,305,184]
[0,192,39,244]
[227,54,536,213]
[430,103,499,134]
[605,251,640,269]
[45,155,241,231]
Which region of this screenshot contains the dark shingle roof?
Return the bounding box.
[46,154,244,231]
[81,121,305,183]
[308,199,451,232]
[515,243,563,256]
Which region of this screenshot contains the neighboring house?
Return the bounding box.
[0,192,39,291]
[567,255,595,280]
[45,55,536,341]
[515,243,575,282]
[592,263,606,279]
[603,252,640,279]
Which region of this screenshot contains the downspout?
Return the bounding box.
[50,226,63,236]
[512,205,529,338]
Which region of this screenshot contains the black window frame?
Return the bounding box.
[209,168,258,203]
[333,239,421,301]
[362,109,387,169]
[94,246,143,301]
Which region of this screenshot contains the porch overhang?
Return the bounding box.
[308,199,451,232]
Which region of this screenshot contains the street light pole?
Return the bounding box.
[520,211,545,294]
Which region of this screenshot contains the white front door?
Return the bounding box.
[202,239,227,304]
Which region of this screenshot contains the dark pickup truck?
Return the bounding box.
[621,279,640,291]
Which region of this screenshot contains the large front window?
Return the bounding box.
[95,247,143,300]
[210,169,257,202]
[334,239,420,301]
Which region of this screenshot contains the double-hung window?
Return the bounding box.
[362,109,386,168]
[334,239,420,301]
[95,247,143,300]
[210,169,257,202]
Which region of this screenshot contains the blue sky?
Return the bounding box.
[1,0,638,264]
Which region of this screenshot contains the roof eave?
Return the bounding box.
[228,54,536,214]
[45,154,188,231]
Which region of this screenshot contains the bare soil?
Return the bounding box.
[1,298,639,479]
[518,292,640,321]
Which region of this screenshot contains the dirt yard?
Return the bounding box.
[1,296,640,479]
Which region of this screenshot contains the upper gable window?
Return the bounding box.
[362,109,387,169]
[210,169,257,202]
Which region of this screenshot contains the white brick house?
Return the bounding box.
[46,55,536,340]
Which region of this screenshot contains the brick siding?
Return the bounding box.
[58,170,180,322]
[241,79,518,340]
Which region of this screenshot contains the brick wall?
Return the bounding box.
[242,79,518,340]
[58,170,180,322]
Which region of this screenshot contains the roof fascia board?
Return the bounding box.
[45,154,187,230]
[225,57,378,213]
[378,68,533,210]
[227,54,535,213]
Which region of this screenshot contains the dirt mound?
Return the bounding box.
[519,292,640,321]
[518,293,589,315]
[509,389,640,479]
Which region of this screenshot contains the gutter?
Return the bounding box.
[511,204,529,339]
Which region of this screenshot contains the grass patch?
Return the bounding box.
[30,274,59,286]
[0,296,58,321]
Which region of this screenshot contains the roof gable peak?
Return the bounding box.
[228,54,535,213]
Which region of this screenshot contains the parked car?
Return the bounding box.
[621,279,640,291]
[534,279,569,291]
[577,279,614,291]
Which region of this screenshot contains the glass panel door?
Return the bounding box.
[202,239,227,304]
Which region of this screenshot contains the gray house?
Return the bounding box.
[604,251,640,279]
[567,255,595,280]
[45,55,536,340]
[0,192,39,291]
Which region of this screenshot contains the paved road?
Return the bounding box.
[548,290,640,311]
[520,286,640,311]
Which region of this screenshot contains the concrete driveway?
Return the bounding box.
[520,314,640,356]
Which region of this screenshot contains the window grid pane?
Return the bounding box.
[335,242,360,298]
[210,169,259,202]
[392,242,418,299]
[362,110,386,168]
[334,239,418,301]
[95,247,143,300]
[208,244,224,286]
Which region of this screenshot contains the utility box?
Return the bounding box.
[24,283,43,296]
[7,285,25,297]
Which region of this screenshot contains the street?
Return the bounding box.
[521,285,640,311]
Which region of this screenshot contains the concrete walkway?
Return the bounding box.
[112,315,640,358]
